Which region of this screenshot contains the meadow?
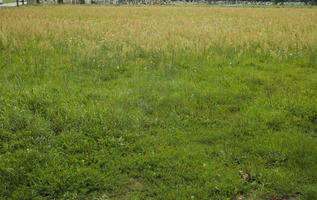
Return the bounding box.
[0,5,317,200]
[2,0,18,3]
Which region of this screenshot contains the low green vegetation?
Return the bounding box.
[3,0,18,3]
[0,6,317,200]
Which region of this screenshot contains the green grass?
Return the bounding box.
[0,6,317,200]
[3,0,18,3]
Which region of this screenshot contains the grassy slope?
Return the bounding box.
[0,6,317,200]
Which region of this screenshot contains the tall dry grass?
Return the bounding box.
[1,6,316,56]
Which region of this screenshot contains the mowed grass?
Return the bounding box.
[0,5,317,200]
[2,0,18,3]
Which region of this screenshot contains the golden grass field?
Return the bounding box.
[1,6,317,55]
